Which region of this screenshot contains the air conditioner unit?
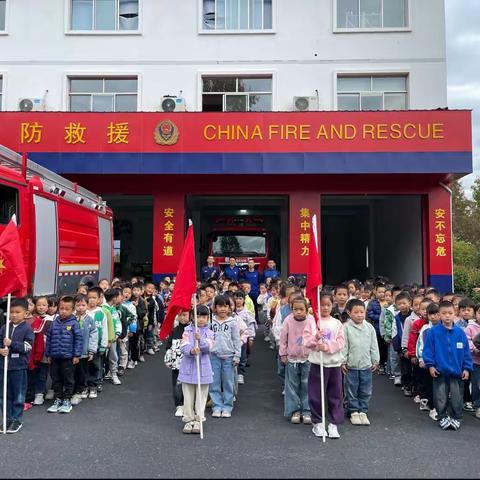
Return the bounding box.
[293,96,319,112]
[160,96,186,112]
[18,97,45,112]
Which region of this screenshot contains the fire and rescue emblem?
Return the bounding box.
[154,120,179,146]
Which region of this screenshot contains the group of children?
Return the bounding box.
[0,278,167,433]
[2,272,479,438]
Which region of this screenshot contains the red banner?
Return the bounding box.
[427,186,452,276]
[152,193,185,275]
[289,193,321,274]
[0,111,471,154]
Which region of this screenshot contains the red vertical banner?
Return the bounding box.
[152,193,185,278]
[427,185,453,292]
[289,193,320,274]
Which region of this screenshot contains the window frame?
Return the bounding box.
[65,0,142,35]
[0,0,9,35]
[199,72,275,112]
[0,183,20,226]
[333,0,412,33]
[65,73,141,112]
[333,71,409,111]
[198,0,276,35]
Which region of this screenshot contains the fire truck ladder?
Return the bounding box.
[0,144,107,212]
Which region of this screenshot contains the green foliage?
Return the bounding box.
[453,238,479,267]
[453,264,480,300]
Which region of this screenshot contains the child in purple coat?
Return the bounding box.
[178,305,214,434]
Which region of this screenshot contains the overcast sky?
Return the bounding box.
[446,0,479,193]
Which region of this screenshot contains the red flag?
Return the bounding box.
[0,217,28,298]
[305,214,322,320]
[159,222,197,340]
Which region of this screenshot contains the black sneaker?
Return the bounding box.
[403,388,413,397]
[1,421,12,432]
[117,367,125,377]
[6,420,23,434]
[97,384,103,393]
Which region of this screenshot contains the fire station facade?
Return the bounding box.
[0,110,473,291]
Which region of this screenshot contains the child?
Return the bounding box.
[465,304,480,419]
[457,298,476,412]
[178,305,214,434]
[380,286,401,381]
[71,294,97,405]
[0,298,34,433]
[45,296,83,414]
[233,290,256,385]
[103,288,123,385]
[122,284,138,370]
[416,302,440,420]
[392,292,413,396]
[209,295,241,418]
[86,287,108,399]
[342,299,380,426]
[116,290,136,376]
[28,296,53,406]
[279,297,316,426]
[367,283,387,374]
[164,310,190,417]
[303,293,345,438]
[144,282,160,355]
[331,284,349,323]
[132,283,148,363]
[256,283,270,326]
[239,280,256,318]
[407,298,432,404]
[423,300,473,430]
[47,296,58,317]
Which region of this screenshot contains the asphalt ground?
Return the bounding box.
[1,333,479,479]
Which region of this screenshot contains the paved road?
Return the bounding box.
[1,334,479,478]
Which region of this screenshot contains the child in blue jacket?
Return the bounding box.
[45,296,83,414]
[423,300,473,430]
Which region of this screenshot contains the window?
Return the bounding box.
[336,0,408,29]
[202,75,272,112]
[0,1,6,31]
[202,0,273,31]
[71,0,139,31]
[212,234,266,256]
[0,185,19,225]
[337,75,407,111]
[69,77,138,112]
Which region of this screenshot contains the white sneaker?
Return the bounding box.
[79,389,89,399]
[264,336,271,342]
[221,411,231,418]
[147,348,155,355]
[70,394,82,406]
[104,372,113,380]
[127,360,135,369]
[358,412,370,426]
[33,393,44,406]
[312,422,328,438]
[112,374,122,385]
[45,389,55,401]
[88,388,98,399]
[212,411,221,418]
[413,395,421,404]
[327,423,340,439]
[429,408,438,421]
[139,355,145,362]
[419,399,430,411]
[394,377,402,386]
[350,412,362,425]
[175,406,184,417]
[237,374,245,385]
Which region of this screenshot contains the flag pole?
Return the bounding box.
[192,293,204,440]
[2,293,11,435]
[317,286,326,443]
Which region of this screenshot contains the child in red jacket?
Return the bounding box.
[408,298,432,404]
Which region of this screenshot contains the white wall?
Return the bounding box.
[0,0,447,111]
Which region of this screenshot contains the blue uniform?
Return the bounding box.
[263,268,280,282]
[242,269,260,297]
[201,265,221,282]
[223,266,241,282]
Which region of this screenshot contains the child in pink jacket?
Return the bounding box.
[279,297,316,425]
[303,292,345,439]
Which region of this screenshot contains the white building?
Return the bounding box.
[0,0,447,113]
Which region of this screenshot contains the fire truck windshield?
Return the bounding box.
[0,184,19,224]
[212,234,266,257]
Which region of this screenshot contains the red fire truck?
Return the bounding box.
[209,216,269,272]
[0,145,113,296]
